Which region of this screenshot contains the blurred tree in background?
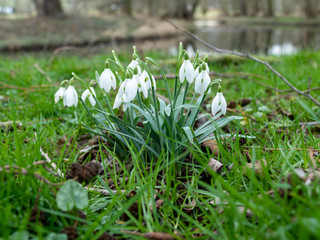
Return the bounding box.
[0,0,319,19]
[32,0,64,17]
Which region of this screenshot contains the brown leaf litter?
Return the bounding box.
[66,161,102,183]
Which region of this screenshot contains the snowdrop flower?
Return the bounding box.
[194,56,209,78]
[128,59,141,75]
[99,61,116,93]
[113,92,128,112]
[63,79,78,107]
[81,87,96,106]
[195,64,211,94]
[54,80,68,103]
[117,79,128,98]
[211,87,227,117]
[137,73,148,98]
[179,53,195,84]
[140,70,156,91]
[124,72,138,102]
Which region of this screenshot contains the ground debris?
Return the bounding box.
[123,230,180,240]
[96,231,117,240]
[61,226,78,240]
[243,159,267,177]
[227,98,251,109]
[66,161,102,183]
[202,139,219,157]
[0,120,23,132]
[144,232,178,240]
[207,158,224,173]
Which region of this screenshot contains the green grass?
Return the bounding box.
[0,49,320,239]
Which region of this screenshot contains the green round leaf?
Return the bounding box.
[46,233,68,240]
[56,180,88,211]
[10,231,29,240]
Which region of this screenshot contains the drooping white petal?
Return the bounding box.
[179,60,195,84]
[54,87,66,103]
[63,85,78,107]
[204,62,209,73]
[125,77,138,102]
[195,71,211,94]
[140,70,156,91]
[113,93,128,112]
[211,94,220,116]
[211,92,227,116]
[113,93,122,109]
[138,74,149,98]
[99,68,116,93]
[219,92,227,115]
[81,87,96,106]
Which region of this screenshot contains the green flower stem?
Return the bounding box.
[71,72,114,127]
[136,90,144,109]
[180,82,189,115]
[173,76,179,106]
[104,93,114,115]
[190,93,207,127]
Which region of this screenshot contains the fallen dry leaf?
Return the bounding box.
[202,139,219,157]
[244,159,267,177]
[207,158,223,173]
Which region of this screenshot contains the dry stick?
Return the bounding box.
[85,187,127,196]
[48,46,89,67]
[167,21,320,106]
[34,63,52,82]
[0,165,62,187]
[154,72,320,94]
[40,147,65,179]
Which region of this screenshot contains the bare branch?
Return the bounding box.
[167,21,320,106]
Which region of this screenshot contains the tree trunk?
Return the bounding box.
[122,0,133,16]
[253,0,259,16]
[304,0,316,18]
[32,0,64,18]
[239,0,247,16]
[265,0,274,17]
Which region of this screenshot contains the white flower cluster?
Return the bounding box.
[55,50,227,117]
[54,79,96,107]
[179,53,226,116]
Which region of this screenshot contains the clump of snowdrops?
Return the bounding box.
[55,43,240,159]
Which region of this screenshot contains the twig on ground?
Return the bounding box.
[85,187,127,196]
[48,46,89,67]
[40,147,65,179]
[0,164,62,187]
[34,63,52,82]
[167,21,320,106]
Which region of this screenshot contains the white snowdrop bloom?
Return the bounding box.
[125,77,138,102]
[140,70,156,91]
[195,70,211,94]
[117,79,128,99]
[81,87,96,106]
[128,60,142,75]
[54,87,66,103]
[113,92,128,112]
[63,85,78,107]
[211,92,227,117]
[99,68,116,93]
[137,74,149,98]
[179,59,195,84]
[194,62,209,78]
